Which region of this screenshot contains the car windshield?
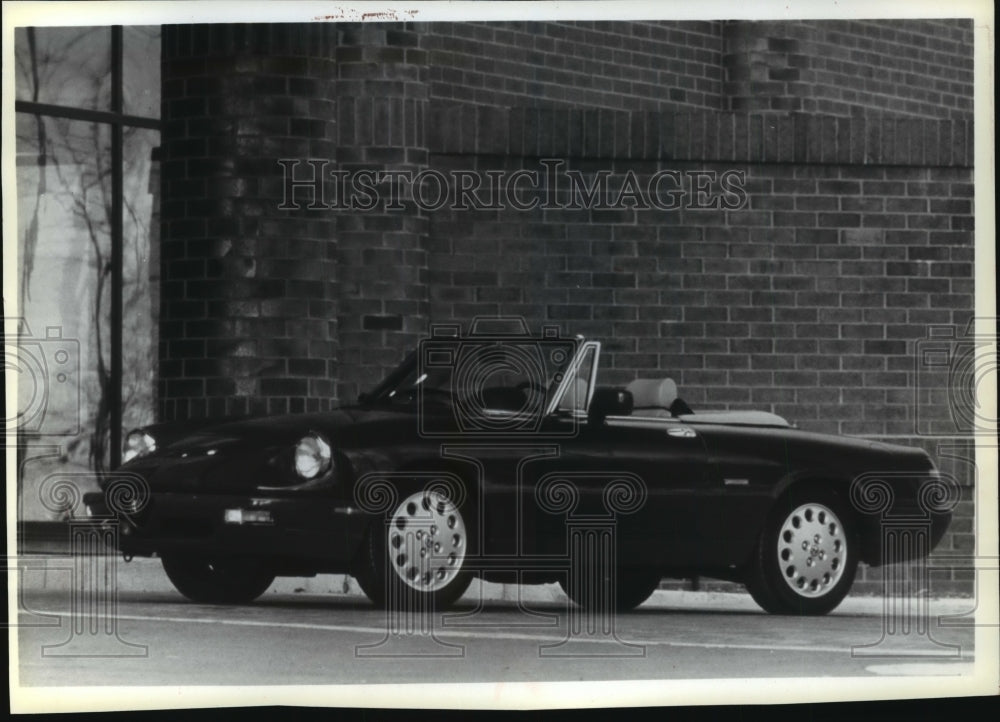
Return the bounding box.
[362,338,584,419]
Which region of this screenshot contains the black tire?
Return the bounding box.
[354,487,475,611]
[161,554,275,604]
[559,569,662,613]
[745,485,858,615]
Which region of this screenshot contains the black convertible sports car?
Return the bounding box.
[86,320,952,615]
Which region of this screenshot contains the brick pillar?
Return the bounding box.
[334,23,430,403]
[723,21,812,113]
[159,24,339,421]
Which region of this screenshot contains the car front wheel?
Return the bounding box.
[355,488,475,610]
[746,487,858,615]
[161,553,275,604]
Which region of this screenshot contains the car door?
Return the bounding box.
[515,414,629,559]
[595,416,713,567]
[501,341,632,560]
[684,422,790,564]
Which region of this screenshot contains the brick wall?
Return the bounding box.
[423,21,725,111]
[156,19,977,595]
[421,19,974,119]
[159,19,975,421]
[425,160,974,431]
[424,107,974,435]
[334,23,430,403]
[723,20,974,117]
[159,24,341,420]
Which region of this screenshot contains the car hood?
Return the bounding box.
[133,406,412,456]
[120,406,428,492]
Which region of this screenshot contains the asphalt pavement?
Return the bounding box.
[12,554,984,705]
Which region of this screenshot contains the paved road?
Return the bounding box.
[16,584,977,689]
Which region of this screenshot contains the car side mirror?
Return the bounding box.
[588,388,633,425]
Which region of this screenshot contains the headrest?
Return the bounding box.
[625,378,678,410]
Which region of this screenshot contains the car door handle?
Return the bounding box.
[667,427,697,438]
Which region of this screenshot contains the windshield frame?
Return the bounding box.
[545,340,601,417]
[358,350,418,405]
[360,338,602,422]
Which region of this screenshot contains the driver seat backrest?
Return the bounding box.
[626,378,678,417]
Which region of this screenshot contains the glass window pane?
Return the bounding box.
[122,127,161,432]
[15,113,112,473]
[14,26,111,110]
[559,346,595,412]
[123,26,161,118]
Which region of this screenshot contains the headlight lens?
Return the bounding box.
[123,430,156,462]
[294,432,332,479]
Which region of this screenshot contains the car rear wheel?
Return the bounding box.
[161,553,275,604]
[355,488,475,610]
[746,487,858,615]
[559,569,662,612]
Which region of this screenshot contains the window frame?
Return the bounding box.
[15,25,161,469]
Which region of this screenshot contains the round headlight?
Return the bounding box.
[123,430,156,462]
[294,432,332,479]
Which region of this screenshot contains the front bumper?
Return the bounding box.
[859,509,953,567]
[83,491,371,568]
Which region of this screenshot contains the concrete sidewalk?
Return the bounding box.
[15,555,977,618]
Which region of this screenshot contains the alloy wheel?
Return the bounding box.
[775,502,847,598]
[386,490,467,592]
